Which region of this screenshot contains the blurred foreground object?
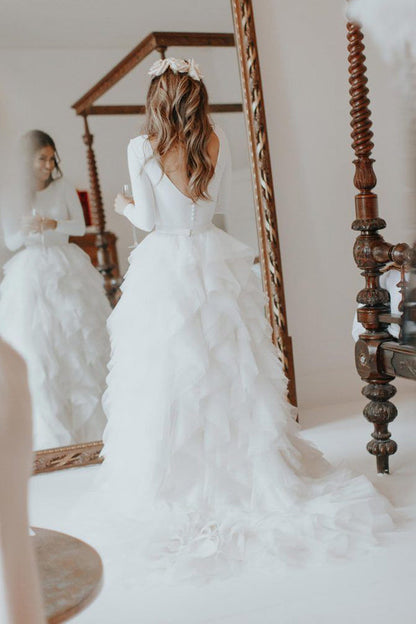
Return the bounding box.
[32,527,103,624]
[348,0,416,62]
[0,338,46,624]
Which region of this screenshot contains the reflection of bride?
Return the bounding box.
[96,58,394,580]
[0,130,110,450]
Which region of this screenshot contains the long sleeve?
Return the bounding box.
[124,139,156,232]
[215,129,232,215]
[54,180,86,236]
[1,183,28,251]
[2,207,25,251]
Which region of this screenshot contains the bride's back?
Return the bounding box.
[126,62,231,233]
[149,131,220,201]
[126,123,231,233]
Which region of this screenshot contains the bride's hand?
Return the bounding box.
[21,215,57,233]
[21,214,42,234]
[41,218,57,231]
[114,193,132,215]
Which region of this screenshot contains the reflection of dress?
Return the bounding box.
[99,125,394,580]
[0,177,110,450]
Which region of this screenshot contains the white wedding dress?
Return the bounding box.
[97,125,395,581]
[0,177,110,450]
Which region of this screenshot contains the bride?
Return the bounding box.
[0,130,110,450]
[98,57,394,579]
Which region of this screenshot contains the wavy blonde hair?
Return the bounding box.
[143,67,215,201]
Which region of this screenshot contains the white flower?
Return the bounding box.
[170,58,189,73]
[187,58,204,81]
[148,57,203,81]
[147,58,171,77]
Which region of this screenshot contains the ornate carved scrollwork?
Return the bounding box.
[347,21,398,473]
[348,20,414,469]
[33,442,103,474]
[82,116,119,306]
[231,0,297,407]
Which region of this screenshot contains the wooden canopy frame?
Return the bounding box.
[33,3,296,473]
[73,32,241,116]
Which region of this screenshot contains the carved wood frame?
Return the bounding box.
[231,0,296,406]
[33,0,297,474]
[347,20,415,473]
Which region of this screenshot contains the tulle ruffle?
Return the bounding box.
[96,224,394,581]
[0,242,110,449]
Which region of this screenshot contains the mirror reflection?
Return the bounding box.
[0,7,260,458]
[0,130,111,451]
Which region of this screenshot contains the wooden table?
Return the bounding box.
[33,527,103,623]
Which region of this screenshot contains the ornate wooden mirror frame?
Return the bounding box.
[33,0,297,474]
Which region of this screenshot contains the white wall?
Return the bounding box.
[252,0,413,409]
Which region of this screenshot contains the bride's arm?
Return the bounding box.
[123,139,156,232]
[52,179,86,237]
[2,209,25,251]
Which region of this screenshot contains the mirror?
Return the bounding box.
[0,0,295,472]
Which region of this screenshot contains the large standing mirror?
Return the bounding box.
[0,0,295,473]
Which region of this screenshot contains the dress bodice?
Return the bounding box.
[124,124,232,235]
[27,177,86,247]
[4,177,86,250]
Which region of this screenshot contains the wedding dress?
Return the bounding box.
[97,125,394,581]
[0,177,110,450]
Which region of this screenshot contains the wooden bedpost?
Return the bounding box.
[347,22,398,473]
[82,115,117,305]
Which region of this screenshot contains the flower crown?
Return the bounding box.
[148,57,204,81]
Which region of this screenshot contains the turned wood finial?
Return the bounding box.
[82,115,106,233]
[347,23,377,194]
[156,46,167,59]
[347,20,397,473]
[81,115,118,304]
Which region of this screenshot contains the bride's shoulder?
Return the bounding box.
[129,133,148,144]
[128,134,151,159]
[53,176,75,194]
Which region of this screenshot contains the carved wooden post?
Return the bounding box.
[347,22,398,473]
[156,45,167,59]
[82,115,117,304]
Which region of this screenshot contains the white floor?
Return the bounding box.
[29,393,416,624]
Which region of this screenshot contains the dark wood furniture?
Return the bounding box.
[347,21,416,473]
[33,527,103,622]
[70,230,121,283]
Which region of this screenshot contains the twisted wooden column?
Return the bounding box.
[347,22,398,473]
[231,0,297,406]
[82,115,117,305]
